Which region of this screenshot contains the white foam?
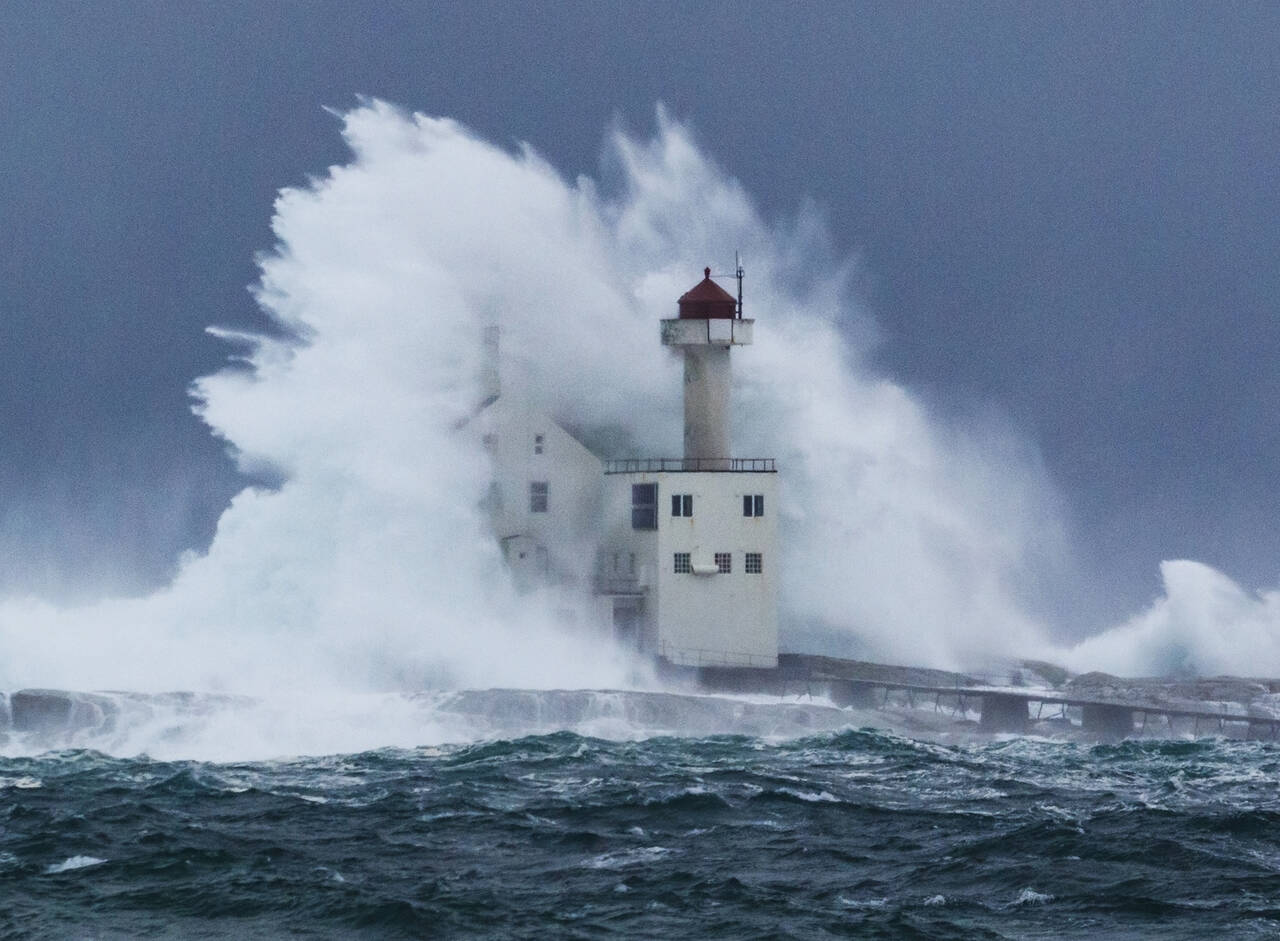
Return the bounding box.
[1063,560,1280,676]
[1011,887,1053,906]
[44,855,106,874]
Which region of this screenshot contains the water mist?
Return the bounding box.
[4,99,1265,758]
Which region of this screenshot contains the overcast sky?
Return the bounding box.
[3,1,1279,628]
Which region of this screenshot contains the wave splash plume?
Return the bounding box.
[0,101,1274,758]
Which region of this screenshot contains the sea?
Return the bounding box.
[3,690,1280,939]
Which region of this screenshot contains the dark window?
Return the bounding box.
[534,433,544,455]
[671,493,693,517]
[743,494,764,517]
[530,481,548,513]
[745,552,763,574]
[715,552,732,574]
[632,483,658,530]
[674,552,692,574]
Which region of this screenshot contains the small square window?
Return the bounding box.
[743,494,764,517]
[745,552,763,574]
[530,481,548,513]
[673,552,692,574]
[534,433,544,455]
[671,494,693,517]
[714,552,732,574]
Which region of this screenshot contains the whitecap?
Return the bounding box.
[44,855,106,874]
[1012,887,1053,905]
[778,787,840,803]
[838,896,888,909]
[0,776,41,790]
[585,846,674,869]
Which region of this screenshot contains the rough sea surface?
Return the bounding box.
[5,724,1280,939]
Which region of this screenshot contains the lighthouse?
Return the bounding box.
[596,266,779,670]
[660,267,754,469]
[471,262,778,670]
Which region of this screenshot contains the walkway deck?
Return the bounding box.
[697,653,1280,739]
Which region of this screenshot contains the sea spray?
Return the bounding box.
[1062,559,1280,677]
[0,100,1078,720]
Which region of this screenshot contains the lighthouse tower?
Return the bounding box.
[660,268,754,469]
[596,266,778,671]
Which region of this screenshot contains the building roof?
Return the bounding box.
[677,267,737,319]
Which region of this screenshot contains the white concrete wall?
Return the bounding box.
[599,474,661,651]
[601,470,779,668]
[475,397,603,589]
[661,318,754,464]
[682,346,731,461]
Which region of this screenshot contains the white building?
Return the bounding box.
[471,395,602,593]
[475,268,779,670]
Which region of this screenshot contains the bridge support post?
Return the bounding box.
[978,694,1028,733]
[1081,703,1133,739]
[829,680,879,709]
[1246,719,1278,740]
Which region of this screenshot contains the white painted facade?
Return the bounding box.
[660,317,754,467]
[472,396,602,592]
[599,469,778,668]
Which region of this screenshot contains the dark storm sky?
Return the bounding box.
[3,1,1278,629]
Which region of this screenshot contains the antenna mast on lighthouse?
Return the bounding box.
[735,250,744,320]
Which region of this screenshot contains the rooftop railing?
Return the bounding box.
[604,458,776,474]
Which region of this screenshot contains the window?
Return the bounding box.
[715,552,732,574]
[530,481,548,513]
[673,552,692,574]
[743,494,765,517]
[631,483,658,530]
[671,493,693,517]
[483,481,503,513]
[745,552,763,574]
[534,433,544,455]
[628,552,636,574]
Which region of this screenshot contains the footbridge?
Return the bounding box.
[697,654,1280,740]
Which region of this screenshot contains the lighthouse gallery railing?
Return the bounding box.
[604,458,776,474]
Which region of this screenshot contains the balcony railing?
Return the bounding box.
[594,575,647,595]
[604,458,776,474]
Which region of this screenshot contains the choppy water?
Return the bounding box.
[5,721,1280,939]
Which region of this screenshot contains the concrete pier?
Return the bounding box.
[978,693,1029,733]
[1081,703,1134,739]
[829,680,879,709]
